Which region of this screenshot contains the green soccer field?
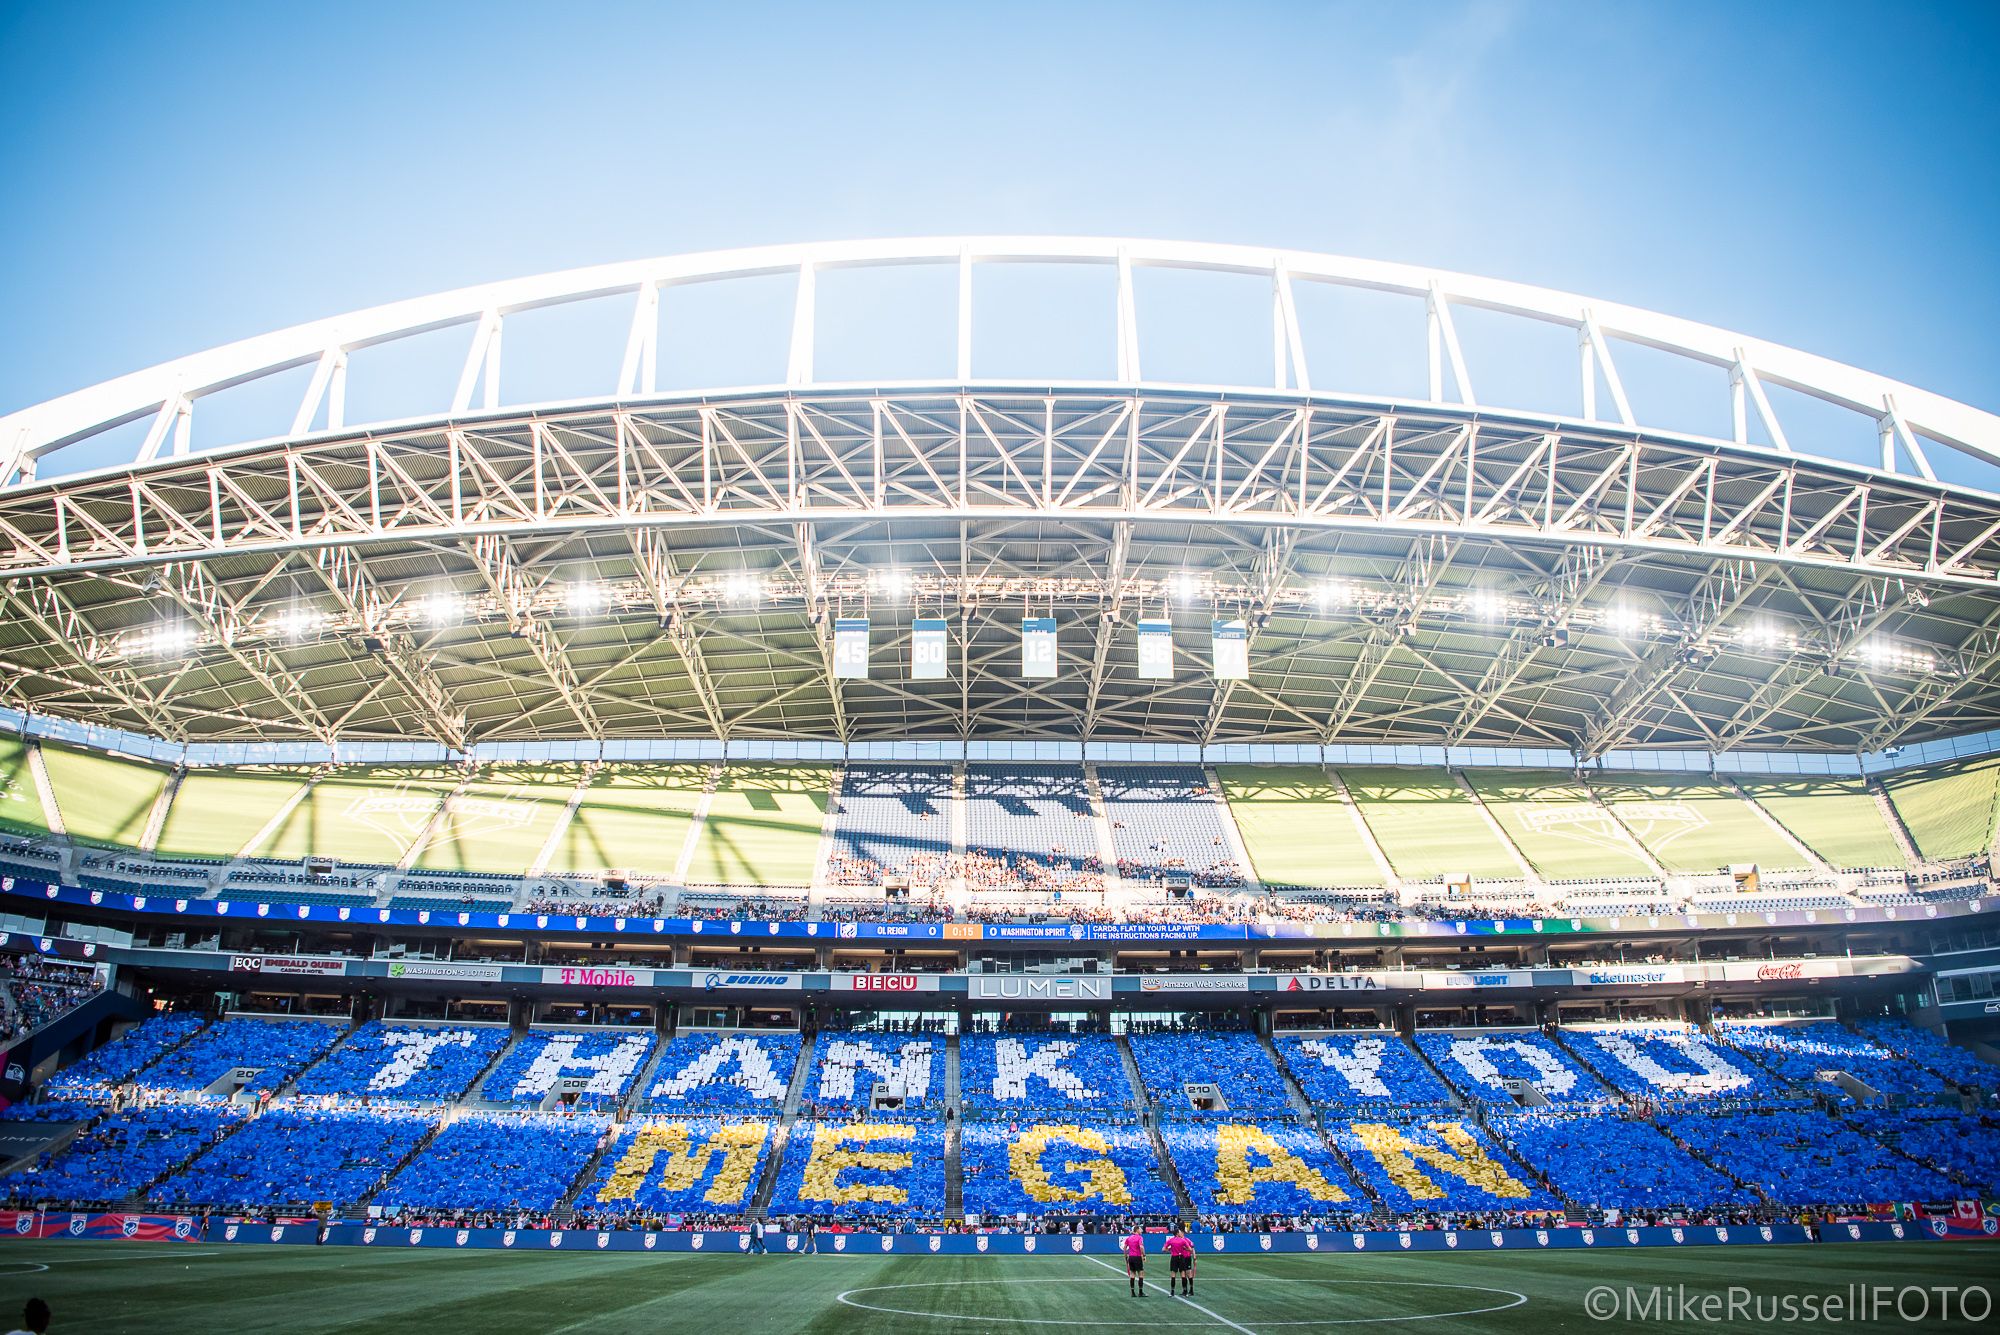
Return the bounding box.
[0,1241,1995,1334]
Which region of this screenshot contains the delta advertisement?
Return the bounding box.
[7,878,1990,944]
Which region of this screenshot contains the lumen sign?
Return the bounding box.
[967,976,1110,1002]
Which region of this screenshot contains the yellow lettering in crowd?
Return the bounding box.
[1212,1123,1348,1205]
[799,1122,914,1206]
[597,1120,770,1207]
[1348,1121,1530,1200]
[1009,1124,1132,1205]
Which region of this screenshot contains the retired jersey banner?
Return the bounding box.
[833,618,871,679]
[1212,618,1249,680]
[1021,618,1058,679]
[911,618,950,680]
[1136,619,1174,680]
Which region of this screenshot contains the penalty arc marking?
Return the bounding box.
[834,1268,1531,1330]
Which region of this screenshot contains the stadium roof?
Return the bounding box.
[1,238,1998,755]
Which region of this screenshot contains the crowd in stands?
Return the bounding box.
[375,1112,609,1214]
[958,1034,1128,1111]
[135,1017,344,1099]
[292,1022,510,1104]
[1274,1032,1457,1111]
[43,1012,208,1102]
[645,1031,801,1110]
[1414,1031,1611,1107]
[1160,1119,1359,1218]
[1,1104,245,1206]
[480,1029,656,1109]
[1568,1025,1786,1103]
[1843,1107,2000,1194]
[768,1116,947,1220]
[1488,1110,1757,1211]
[0,954,97,1043]
[1658,1108,1962,1205]
[799,1031,944,1113]
[959,1116,1178,1219]
[1327,1116,1563,1213]
[153,1106,435,1209]
[1714,1020,1948,1097]
[1852,1017,2000,1093]
[582,1116,774,1216]
[525,892,668,917]
[1128,1031,1292,1113]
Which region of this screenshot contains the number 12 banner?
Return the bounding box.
[1021,617,1058,679]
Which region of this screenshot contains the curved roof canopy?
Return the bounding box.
[0,239,1996,755]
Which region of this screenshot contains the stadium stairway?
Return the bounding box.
[121,1107,259,1208]
[1204,765,1263,891]
[624,1038,674,1116]
[944,1033,963,1218]
[1869,782,1926,867]
[268,1017,359,1100]
[1449,770,1538,884]
[1081,764,1125,893]
[1404,1032,1471,1111]
[1112,1032,1197,1222]
[748,1034,817,1218]
[355,1114,456,1213]
[1325,768,1399,888]
[1727,778,1835,876]
[1258,1029,1388,1211]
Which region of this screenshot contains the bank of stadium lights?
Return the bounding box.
[273,608,324,641]
[1464,590,1507,623]
[422,592,463,627]
[129,624,195,657]
[1736,618,1793,653]
[1170,572,1202,603]
[1854,638,1937,674]
[564,582,606,615]
[724,573,765,604]
[872,568,911,599]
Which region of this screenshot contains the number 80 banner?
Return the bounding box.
[912,618,950,680]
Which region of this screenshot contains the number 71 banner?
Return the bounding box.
[1212,618,1249,680]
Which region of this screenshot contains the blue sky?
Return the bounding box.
[2,1,1997,480]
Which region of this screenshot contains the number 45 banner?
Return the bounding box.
[912,618,950,680]
[833,618,870,679]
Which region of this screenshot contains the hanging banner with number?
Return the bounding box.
[1136,618,1174,680]
[1212,618,1249,680]
[1021,617,1058,679]
[911,617,950,680]
[833,617,871,679]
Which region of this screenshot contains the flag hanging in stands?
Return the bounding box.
[1021,617,1058,678]
[1212,619,1249,680]
[1137,619,1174,679]
[833,618,871,679]
[912,618,950,680]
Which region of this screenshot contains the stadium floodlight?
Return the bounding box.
[875,568,911,599]
[423,593,463,627]
[135,624,195,657]
[1316,580,1354,609]
[725,573,764,604]
[1603,602,1649,637]
[1171,572,1200,603]
[1738,619,1784,651]
[1466,590,1506,622]
[274,608,322,641]
[565,582,605,614]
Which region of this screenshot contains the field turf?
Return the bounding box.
[0,1240,1995,1334]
